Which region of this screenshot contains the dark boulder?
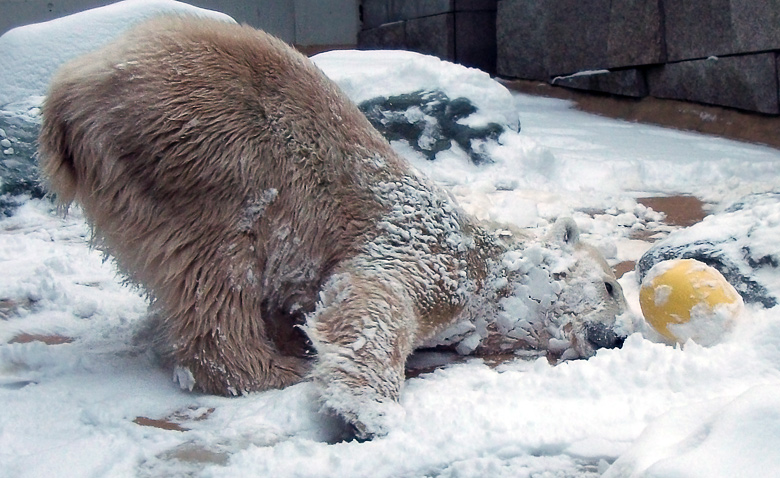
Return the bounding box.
[637,193,780,308]
[359,90,510,165]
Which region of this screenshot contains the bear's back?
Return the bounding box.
[39,16,411,324]
[45,16,399,201]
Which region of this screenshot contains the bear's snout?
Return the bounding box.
[584,322,626,350]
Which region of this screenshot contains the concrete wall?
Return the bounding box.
[0,0,360,48]
[358,0,498,73]
[360,0,780,115]
[496,0,780,115]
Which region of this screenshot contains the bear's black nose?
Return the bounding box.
[585,323,625,350]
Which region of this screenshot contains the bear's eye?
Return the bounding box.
[605,281,615,298]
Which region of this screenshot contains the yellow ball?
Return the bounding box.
[639,259,743,345]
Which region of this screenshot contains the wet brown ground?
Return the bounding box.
[502,79,780,151]
[612,195,708,279]
[133,407,214,433]
[637,196,708,228]
[501,80,725,279]
[8,333,73,345]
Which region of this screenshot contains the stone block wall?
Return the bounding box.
[358,0,498,72]
[360,0,780,115]
[496,0,780,115]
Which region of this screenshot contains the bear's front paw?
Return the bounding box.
[320,382,406,440]
[346,402,405,441]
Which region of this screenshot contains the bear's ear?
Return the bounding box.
[550,217,580,246]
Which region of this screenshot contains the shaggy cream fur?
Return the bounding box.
[39,15,627,438]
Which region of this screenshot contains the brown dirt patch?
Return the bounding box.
[134,407,215,432]
[637,196,708,228]
[134,417,189,432]
[613,260,637,279]
[9,334,73,345]
[0,298,33,319]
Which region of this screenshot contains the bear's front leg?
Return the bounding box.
[305,272,418,439]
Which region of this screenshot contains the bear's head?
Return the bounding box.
[544,218,630,360]
[458,218,631,361]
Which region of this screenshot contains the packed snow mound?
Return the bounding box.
[605,383,780,478]
[0,0,234,107]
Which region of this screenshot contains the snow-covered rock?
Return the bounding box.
[358,89,510,165]
[637,193,780,308]
[0,101,43,215]
[313,50,520,165]
[0,0,235,215]
[0,0,234,108]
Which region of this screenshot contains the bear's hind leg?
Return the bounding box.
[171,328,309,396]
[305,272,418,439]
[159,285,310,396]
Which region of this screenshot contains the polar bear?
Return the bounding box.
[38,15,628,438]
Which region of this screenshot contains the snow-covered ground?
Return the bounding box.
[2,2,780,477]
